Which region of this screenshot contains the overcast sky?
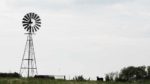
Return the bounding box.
[0,0,150,80]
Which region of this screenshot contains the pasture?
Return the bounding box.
[0,78,150,84]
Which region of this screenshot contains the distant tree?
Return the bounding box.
[136,66,147,80]
[73,75,85,81]
[105,74,110,81]
[104,65,150,82]
[105,72,116,81]
[147,66,150,79]
[119,66,147,81]
[113,72,119,81]
[119,66,137,81]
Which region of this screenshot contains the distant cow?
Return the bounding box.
[97,76,103,81]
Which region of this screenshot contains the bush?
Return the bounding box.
[0,72,21,78]
[73,75,85,81]
[34,75,55,79]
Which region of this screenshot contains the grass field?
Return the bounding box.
[0,78,150,84]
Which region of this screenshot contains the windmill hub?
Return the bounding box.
[30,19,35,26]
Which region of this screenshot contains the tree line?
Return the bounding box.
[0,72,21,78]
[105,65,150,82]
[0,65,150,82]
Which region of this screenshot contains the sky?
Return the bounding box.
[0,0,150,80]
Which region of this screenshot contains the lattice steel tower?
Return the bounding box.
[20,12,41,77]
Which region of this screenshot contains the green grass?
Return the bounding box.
[0,78,150,84]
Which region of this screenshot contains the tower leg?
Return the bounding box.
[20,33,38,78]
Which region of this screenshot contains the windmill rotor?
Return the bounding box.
[22,12,41,33]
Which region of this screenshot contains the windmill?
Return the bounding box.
[20,12,41,78]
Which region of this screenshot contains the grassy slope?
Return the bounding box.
[0,78,150,84]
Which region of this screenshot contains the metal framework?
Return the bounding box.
[20,33,38,77]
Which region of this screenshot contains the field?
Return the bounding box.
[0,78,150,84]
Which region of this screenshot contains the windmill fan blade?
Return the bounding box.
[35,25,39,30]
[32,13,35,19]
[33,14,37,19]
[26,14,30,20]
[36,19,41,22]
[32,27,35,32]
[36,22,41,24]
[27,26,30,31]
[33,26,37,31]
[29,27,32,32]
[29,13,32,19]
[36,24,41,27]
[32,27,34,32]
[23,23,28,27]
[34,14,38,20]
[35,16,39,20]
[22,21,29,24]
[24,25,29,29]
[23,18,28,22]
[31,13,34,18]
[24,15,29,20]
